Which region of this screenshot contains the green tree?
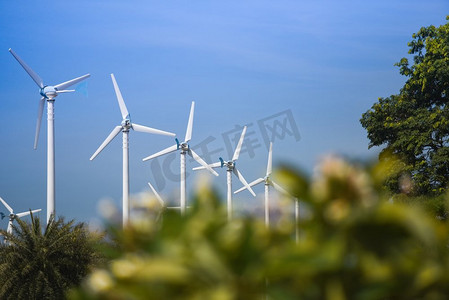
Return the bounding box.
[360,16,449,195]
[0,214,103,299]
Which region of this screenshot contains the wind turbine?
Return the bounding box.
[9,49,90,223]
[234,142,289,227]
[147,181,186,221]
[146,182,190,224]
[90,73,175,227]
[142,101,219,216]
[193,126,256,220]
[0,197,41,235]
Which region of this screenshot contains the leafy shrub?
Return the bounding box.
[71,156,449,299]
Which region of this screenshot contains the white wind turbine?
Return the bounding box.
[147,181,186,217]
[0,197,41,235]
[193,126,256,220]
[234,142,289,227]
[90,73,175,226]
[146,182,191,223]
[143,101,219,216]
[9,49,90,223]
[131,182,180,223]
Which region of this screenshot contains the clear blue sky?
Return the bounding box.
[0,0,448,227]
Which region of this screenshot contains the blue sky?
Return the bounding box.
[0,0,448,227]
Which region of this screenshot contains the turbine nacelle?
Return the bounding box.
[219,157,235,169]
[263,175,271,185]
[40,86,57,99]
[180,143,189,151]
[121,116,131,129]
[176,138,189,151]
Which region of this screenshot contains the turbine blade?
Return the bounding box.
[233,168,256,197]
[272,181,290,196]
[54,74,90,91]
[90,126,122,160]
[143,144,178,161]
[165,206,191,210]
[132,123,175,137]
[15,209,41,218]
[34,97,45,150]
[9,48,44,88]
[30,208,42,214]
[192,161,222,171]
[234,177,264,194]
[189,149,219,176]
[0,197,13,214]
[184,101,195,142]
[232,126,247,161]
[110,73,129,119]
[266,142,273,176]
[148,182,165,207]
[55,89,75,94]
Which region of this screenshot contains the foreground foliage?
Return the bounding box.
[71,157,449,299]
[0,214,103,299]
[360,16,449,195]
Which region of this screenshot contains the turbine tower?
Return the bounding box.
[90,74,175,227]
[193,126,256,220]
[143,101,219,216]
[294,198,300,244]
[234,142,288,227]
[9,49,90,223]
[0,197,41,235]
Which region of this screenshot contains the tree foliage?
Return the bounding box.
[71,157,449,299]
[0,214,103,299]
[360,16,449,195]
